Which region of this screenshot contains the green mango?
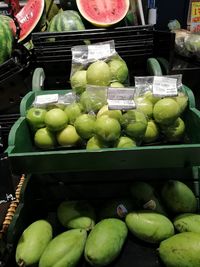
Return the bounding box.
[98,198,134,220]
[130,181,167,215]
[158,232,200,267]
[161,180,197,214]
[84,218,128,266]
[174,213,200,233]
[125,210,174,243]
[39,229,87,267]
[15,220,53,266]
[57,200,95,230]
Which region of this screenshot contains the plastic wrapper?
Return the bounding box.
[174,29,200,59]
[134,75,188,144]
[70,40,129,95]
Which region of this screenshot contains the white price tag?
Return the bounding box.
[153,76,178,97]
[107,88,135,110]
[35,94,59,105]
[88,44,111,60]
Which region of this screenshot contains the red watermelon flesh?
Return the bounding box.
[13,0,45,42]
[76,0,130,27]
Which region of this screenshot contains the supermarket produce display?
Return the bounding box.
[1,1,200,267]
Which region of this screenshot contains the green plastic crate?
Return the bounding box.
[5,86,200,174]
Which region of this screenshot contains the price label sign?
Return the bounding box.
[191,1,200,32]
[153,76,178,97]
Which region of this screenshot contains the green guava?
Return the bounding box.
[153,98,180,126]
[108,58,129,83]
[162,117,185,142]
[121,110,148,141]
[135,97,153,118]
[26,107,47,131]
[70,70,87,95]
[95,115,121,142]
[143,90,161,105]
[86,60,111,86]
[174,92,188,114]
[97,105,122,121]
[143,120,159,143]
[115,136,136,148]
[44,108,68,131]
[86,136,108,150]
[34,127,56,149]
[74,114,96,139]
[64,103,83,125]
[80,90,106,113]
[56,125,81,147]
[110,82,124,88]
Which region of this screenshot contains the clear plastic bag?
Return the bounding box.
[70,40,129,95]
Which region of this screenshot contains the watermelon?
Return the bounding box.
[0,15,15,64]
[76,0,130,27]
[48,10,85,32]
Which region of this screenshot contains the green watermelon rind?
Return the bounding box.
[48,10,85,32]
[1,21,13,57]
[0,16,14,64]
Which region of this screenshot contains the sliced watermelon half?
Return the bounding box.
[11,0,45,42]
[76,0,130,27]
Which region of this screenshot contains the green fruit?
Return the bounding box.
[70,70,87,94]
[125,211,174,243]
[16,220,52,266]
[99,198,134,220]
[135,97,153,118]
[0,15,14,64]
[86,136,108,150]
[34,127,56,149]
[153,98,180,126]
[110,82,124,88]
[84,218,128,267]
[162,117,185,142]
[174,213,200,233]
[26,107,47,130]
[158,232,200,267]
[80,90,106,113]
[97,105,122,121]
[95,115,121,142]
[56,125,81,147]
[161,180,197,214]
[143,90,160,105]
[130,181,167,215]
[64,103,83,125]
[44,108,68,131]
[48,10,85,32]
[143,120,159,143]
[86,60,111,86]
[121,110,148,141]
[74,114,96,139]
[174,92,188,114]
[108,58,129,83]
[39,229,87,267]
[57,200,95,230]
[115,136,136,148]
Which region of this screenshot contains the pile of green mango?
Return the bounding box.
[15,179,200,267]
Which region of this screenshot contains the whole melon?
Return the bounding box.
[48,10,85,32]
[0,15,14,64]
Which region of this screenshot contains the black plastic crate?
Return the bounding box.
[31,25,175,89]
[0,113,19,152]
[3,167,200,267]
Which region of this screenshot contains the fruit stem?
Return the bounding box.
[18,259,25,267]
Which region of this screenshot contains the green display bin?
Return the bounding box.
[5,86,200,174]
